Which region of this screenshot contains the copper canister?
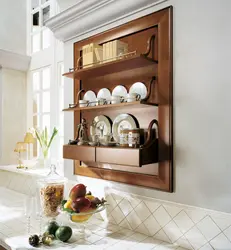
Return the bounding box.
[128,128,140,148]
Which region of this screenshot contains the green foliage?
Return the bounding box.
[34,127,58,158]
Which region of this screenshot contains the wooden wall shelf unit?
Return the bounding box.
[63,7,173,192]
[63,101,158,112]
[63,138,158,167]
[63,54,157,79]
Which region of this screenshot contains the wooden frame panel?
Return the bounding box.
[69,7,173,192]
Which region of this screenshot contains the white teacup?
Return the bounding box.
[79,100,89,107]
[96,98,107,106]
[126,93,141,102]
[111,95,121,104]
[90,135,99,142]
[103,134,111,143]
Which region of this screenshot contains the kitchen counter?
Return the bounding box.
[0,187,184,250]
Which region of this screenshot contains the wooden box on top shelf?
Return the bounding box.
[63,7,173,192]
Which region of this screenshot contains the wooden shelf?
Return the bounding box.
[63,140,158,167]
[63,54,157,80]
[63,101,158,112]
[64,7,173,192]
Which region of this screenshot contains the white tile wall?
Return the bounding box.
[1,169,231,250]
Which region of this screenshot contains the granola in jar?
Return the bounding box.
[40,184,64,217]
[37,164,67,218]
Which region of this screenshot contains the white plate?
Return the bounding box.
[90,115,112,137]
[129,82,147,100]
[112,114,138,142]
[83,90,97,106]
[97,88,111,104]
[112,85,127,97]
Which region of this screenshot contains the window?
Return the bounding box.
[31,63,64,161]
[30,0,52,53]
[28,0,64,168]
[32,67,51,157]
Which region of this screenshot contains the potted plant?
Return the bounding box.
[34,127,58,167]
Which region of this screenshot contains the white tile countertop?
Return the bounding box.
[0,164,50,177]
[0,187,186,250]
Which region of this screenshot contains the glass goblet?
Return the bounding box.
[63,205,106,239]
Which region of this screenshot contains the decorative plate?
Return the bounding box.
[112,114,138,142]
[129,82,147,100]
[90,115,112,137]
[83,90,97,106]
[97,88,111,104]
[112,85,127,97]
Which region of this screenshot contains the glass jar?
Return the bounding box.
[37,165,67,218]
[119,129,129,147]
[128,128,140,148]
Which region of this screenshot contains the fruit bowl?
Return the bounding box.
[62,204,106,222]
[60,183,107,238]
[61,202,105,238]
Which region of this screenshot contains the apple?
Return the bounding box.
[69,184,86,200]
[71,197,91,212]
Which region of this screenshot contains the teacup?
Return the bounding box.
[103,134,111,143]
[111,95,121,104]
[96,98,107,106]
[126,93,141,102]
[79,100,89,107]
[90,135,99,142]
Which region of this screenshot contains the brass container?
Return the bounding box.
[128,128,140,148]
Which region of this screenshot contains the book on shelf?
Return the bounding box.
[95,47,103,63]
[103,44,106,61]
[102,40,128,63]
[112,40,128,59]
[82,43,102,68]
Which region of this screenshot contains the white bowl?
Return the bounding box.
[79,100,88,107]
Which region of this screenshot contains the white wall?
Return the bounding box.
[0,69,2,159]
[0,69,27,164]
[63,0,231,213]
[0,0,27,55]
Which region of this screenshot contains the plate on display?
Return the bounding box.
[83,90,97,106]
[97,88,111,104]
[112,114,138,142]
[90,115,112,137]
[112,85,127,97]
[129,82,147,100]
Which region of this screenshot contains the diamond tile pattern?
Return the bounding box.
[153,206,172,227]
[174,211,194,234]
[143,215,161,236]
[144,200,161,213]
[175,235,193,250]
[212,214,231,231]
[185,226,207,249]
[118,198,133,216]
[135,223,150,236]
[163,220,183,243]
[164,204,182,218]
[126,210,142,230]
[2,170,231,250]
[110,206,125,224]
[134,201,151,222]
[224,225,231,242]
[197,216,221,241]
[210,233,231,250]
